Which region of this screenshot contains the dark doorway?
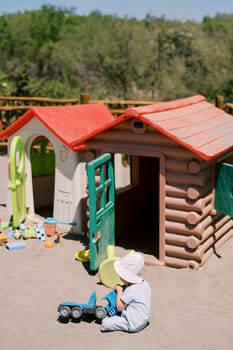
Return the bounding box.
[115,156,160,257]
[30,136,55,217]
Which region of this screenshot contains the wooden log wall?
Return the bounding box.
[164,158,233,269]
[86,123,233,269]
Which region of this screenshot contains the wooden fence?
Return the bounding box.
[0,93,156,131]
[0,96,79,131]
[215,95,233,114]
[0,93,156,154]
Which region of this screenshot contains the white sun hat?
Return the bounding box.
[114,252,144,284]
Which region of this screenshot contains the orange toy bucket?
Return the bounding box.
[44,223,56,237]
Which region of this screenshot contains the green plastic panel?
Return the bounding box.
[31,139,55,176]
[215,162,233,217]
[9,136,27,228]
[87,153,115,271]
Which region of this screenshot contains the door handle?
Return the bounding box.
[92,230,101,243]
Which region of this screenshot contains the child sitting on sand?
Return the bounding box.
[101,252,151,333]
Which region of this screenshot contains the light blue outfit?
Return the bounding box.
[101,281,151,333]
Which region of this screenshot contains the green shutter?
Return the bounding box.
[215,162,233,216]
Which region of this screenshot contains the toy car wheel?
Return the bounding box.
[71,306,82,319]
[95,306,107,320]
[60,306,71,318]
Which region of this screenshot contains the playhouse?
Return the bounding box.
[0,103,119,232]
[1,94,233,269]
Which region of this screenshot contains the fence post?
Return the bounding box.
[80,93,90,104]
[215,95,225,109]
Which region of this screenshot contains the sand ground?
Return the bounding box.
[1,223,233,350]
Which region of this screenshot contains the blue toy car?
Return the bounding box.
[58,289,118,321]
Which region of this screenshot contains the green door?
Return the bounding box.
[87,153,115,271]
[9,136,27,228]
[215,162,233,216]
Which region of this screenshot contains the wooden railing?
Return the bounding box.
[1,94,232,131]
[0,96,79,111]
[225,102,233,114]
[0,96,79,131]
[0,94,156,154]
[80,93,156,116]
[90,99,155,116]
[0,94,156,131]
[215,95,233,114]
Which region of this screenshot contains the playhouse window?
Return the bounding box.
[122,154,130,167]
[30,137,55,176]
[115,153,139,191]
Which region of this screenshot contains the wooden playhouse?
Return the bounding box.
[74,94,233,269]
[1,94,233,269]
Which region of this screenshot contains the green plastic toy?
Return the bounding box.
[9,136,27,228]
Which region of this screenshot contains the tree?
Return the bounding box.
[0,9,232,101]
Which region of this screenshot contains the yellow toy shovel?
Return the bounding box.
[98,245,123,288]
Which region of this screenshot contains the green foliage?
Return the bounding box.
[0,70,14,95]
[0,6,232,101]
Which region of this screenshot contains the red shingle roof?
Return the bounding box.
[1,95,232,160]
[0,104,115,151]
[121,95,233,160]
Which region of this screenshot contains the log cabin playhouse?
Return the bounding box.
[1,94,233,269]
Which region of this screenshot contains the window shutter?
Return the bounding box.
[214,162,233,216]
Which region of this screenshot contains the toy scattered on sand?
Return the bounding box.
[0,220,11,232]
[75,249,90,262]
[58,290,118,322]
[0,221,61,251]
[44,217,77,226]
[5,241,26,251]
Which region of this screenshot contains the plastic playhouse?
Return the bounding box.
[1,95,233,269]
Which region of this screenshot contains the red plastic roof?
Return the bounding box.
[0,104,115,151]
[73,94,233,161]
[122,95,233,160]
[1,95,233,161]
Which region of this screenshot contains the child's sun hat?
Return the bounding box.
[114,252,144,284]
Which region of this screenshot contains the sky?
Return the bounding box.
[1,0,233,22]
